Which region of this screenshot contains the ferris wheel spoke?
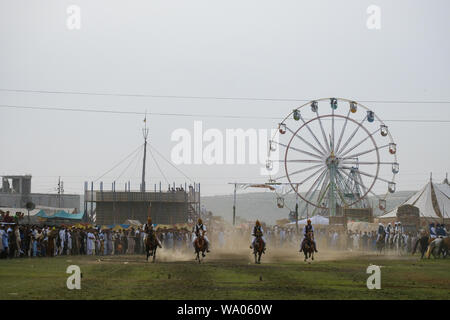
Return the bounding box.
[302,168,328,206]
[297,166,327,186]
[341,144,388,160]
[337,168,380,199]
[275,163,324,180]
[286,126,325,157]
[277,142,323,160]
[340,161,395,165]
[336,117,367,155]
[335,170,353,207]
[315,111,331,153]
[339,166,390,184]
[315,171,330,206]
[305,168,328,199]
[335,109,351,154]
[299,114,328,155]
[316,180,330,209]
[352,171,370,201]
[283,159,323,164]
[338,128,380,158]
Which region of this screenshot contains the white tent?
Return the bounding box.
[379,179,450,222]
[288,215,329,226]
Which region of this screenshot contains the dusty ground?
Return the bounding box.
[0,247,449,300]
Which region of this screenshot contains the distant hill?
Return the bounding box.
[201,190,416,225]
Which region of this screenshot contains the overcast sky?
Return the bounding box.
[0,0,449,197]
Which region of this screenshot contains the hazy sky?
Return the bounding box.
[0,0,449,197]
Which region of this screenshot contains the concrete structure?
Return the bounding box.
[0,175,80,212]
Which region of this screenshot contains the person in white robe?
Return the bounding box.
[87,230,95,255]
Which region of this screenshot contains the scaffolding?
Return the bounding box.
[84,181,201,225]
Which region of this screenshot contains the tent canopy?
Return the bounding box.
[123,219,142,227]
[288,215,329,226]
[380,180,450,221]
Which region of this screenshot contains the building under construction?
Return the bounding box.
[84,183,201,225]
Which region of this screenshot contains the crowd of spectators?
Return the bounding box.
[0,224,195,259]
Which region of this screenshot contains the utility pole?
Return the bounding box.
[58,176,60,207]
[233,183,237,226]
[57,176,64,208]
[141,113,149,192]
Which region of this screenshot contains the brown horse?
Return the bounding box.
[145,232,159,263]
[253,231,264,264]
[376,234,386,254]
[300,231,315,262]
[194,233,207,263]
[412,231,429,259]
[426,237,450,259]
[439,237,450,258]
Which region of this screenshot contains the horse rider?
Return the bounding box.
[442,224,448,237]
[436,224,448,237]
[385,222,392,244]
[429,223,437,239]
[192,218,210,252]
[395,221,404,235]
[143,217,162,248]
[249,220,266,252]
[300,219,318,253]
[377,223,386,242]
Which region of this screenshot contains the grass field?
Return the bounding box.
[1,249,449,300]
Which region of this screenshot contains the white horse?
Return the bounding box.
[393,233,407,255]
[426,238,443,259]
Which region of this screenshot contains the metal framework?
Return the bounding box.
[84,181,201,225]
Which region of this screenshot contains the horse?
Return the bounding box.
[253,230,265,264]
[412,231,429,259]
[386,233,395,251]
[376,234,386,254]
[393,233,407,255]
[300,231,315,262]
[438,237,450,258]
[145,232,159,263]
[194,232,207,264]
[427,237,450,259]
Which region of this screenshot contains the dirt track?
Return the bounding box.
[93,247,421,265]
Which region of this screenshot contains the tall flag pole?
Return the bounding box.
[141,111,149,192]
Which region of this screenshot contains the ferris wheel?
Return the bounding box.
[266,98,399,217]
